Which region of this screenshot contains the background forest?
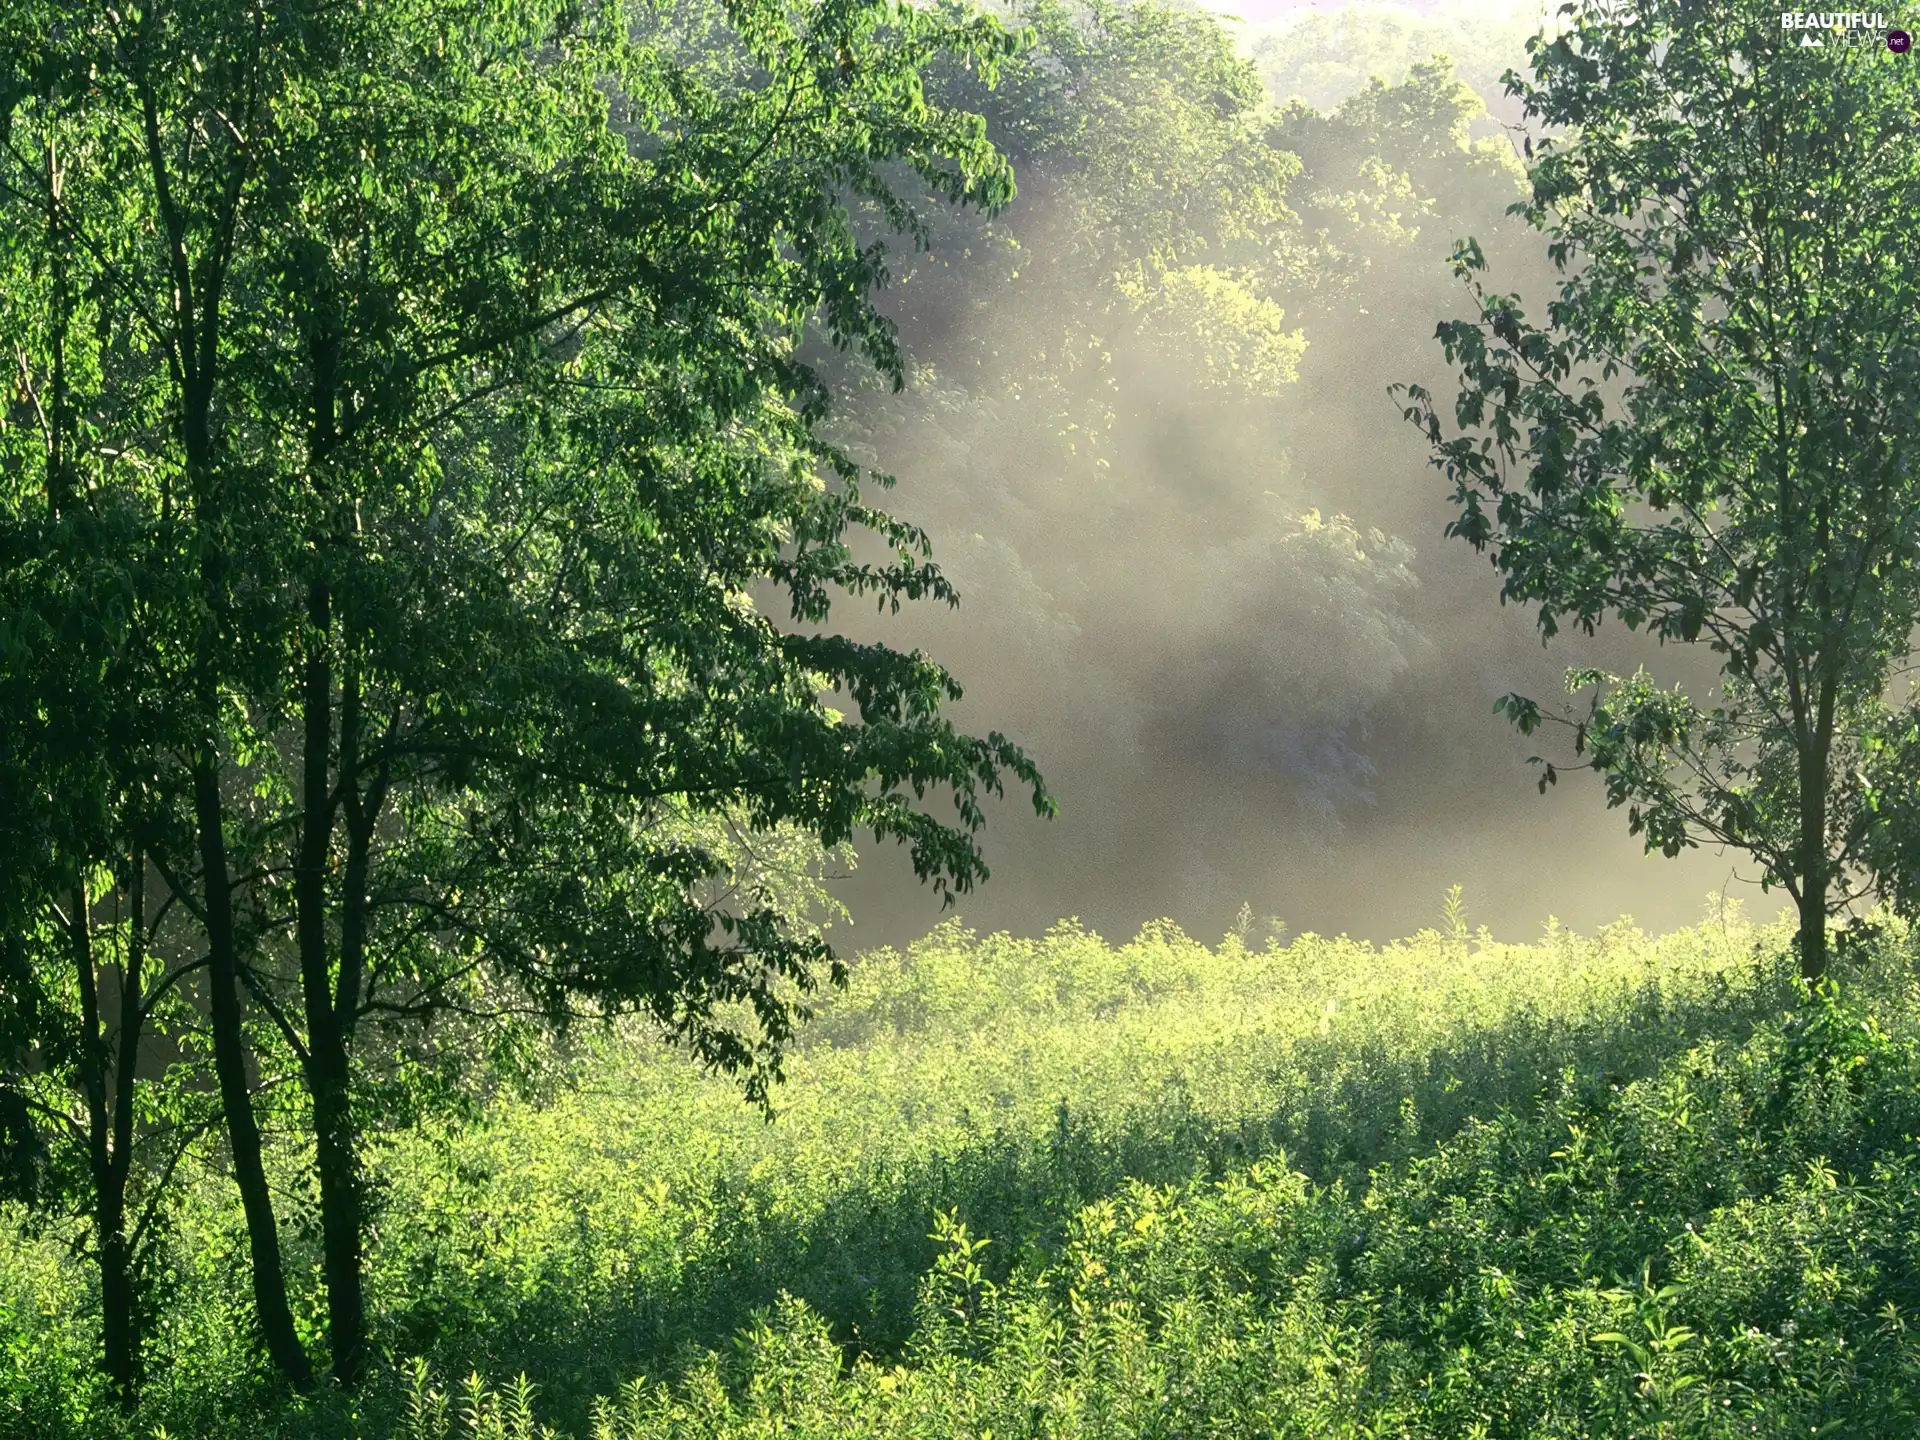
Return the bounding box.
[6,0,1920,1437]
[825,0,1726,951]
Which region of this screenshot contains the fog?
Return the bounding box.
[823,0,1764,953]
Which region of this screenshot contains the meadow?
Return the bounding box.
[12,895,1920,1438]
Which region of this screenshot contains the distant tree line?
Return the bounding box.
[830,3,1537,921]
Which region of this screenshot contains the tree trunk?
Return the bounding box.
[69,884,136,1407]
[147,51,309,1382]
[1798,742,1830,990]
[1797,884,1828,989]
[107,855,147,1400]
[294,577,367,1385]
[310,1052,363,1385]
[195,759,313,1389]
[325,744,381,1388]
[95,1162,134,1408]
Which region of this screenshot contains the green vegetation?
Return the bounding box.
[0,1,1544,1418]
[1401,0,1920,984]
[0,899,1787,1427]
[0,0,1045,1403]
[8,0,1920,1437]
[1247,1,1536,116]
[16,900,1920,1437]
[839,11,1533,901]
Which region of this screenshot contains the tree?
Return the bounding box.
[0,858,216,1410]
[1397,0,1920,985]
[1,0,1047,1395]
[1248,0,1536,117]
[0,50,223,1402]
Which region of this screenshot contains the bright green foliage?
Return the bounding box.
[2,897,1822,1435]
[897,0,1303,407]
[387,924,1920,1440]
[1398,0,1920,982]
[1248,1,1537,115]
[310,907,1796,1417]
[1266,55,1530,318]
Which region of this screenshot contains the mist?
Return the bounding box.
[819,0,1758,953]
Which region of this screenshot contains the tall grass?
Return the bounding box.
[2,898,1857,1438]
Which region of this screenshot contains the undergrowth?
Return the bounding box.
[9,899,1903,1439]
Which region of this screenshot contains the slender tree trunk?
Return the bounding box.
[1798,742,1830,990]
[45,158,135,1385]
[48,115,139,1403]
[320,728,382,1394]
[142,35,308,1381]
[69,884,136,1407]
[323,763,380,1386]
[196,759,313,1389]
[108,855,147,1398]
[95,1154,134,1409]
[294,576,367,1385]
[1797,884,1828,990]
[309,1046,362,1385]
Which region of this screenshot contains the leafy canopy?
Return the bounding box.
[1398,0,1920,979]
[0,0,1050,1396]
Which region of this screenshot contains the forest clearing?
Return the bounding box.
[16,905,1920,1437]
[5,0,1919,1434]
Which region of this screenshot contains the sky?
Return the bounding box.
[1207,0,1545,32]
[1212,0,1462,20]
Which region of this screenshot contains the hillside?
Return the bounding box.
[16,901,1920,1437]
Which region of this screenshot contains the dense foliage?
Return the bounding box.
[8,1,1920,1437]
[1248,0,1536,117]
[9,894,1872,1437]
[827,9,1537,925]
[0,0,1561,1417]
[518,943,1920,1440]
[0,0,1045,1399]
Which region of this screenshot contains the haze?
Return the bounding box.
[827,0,1756,953]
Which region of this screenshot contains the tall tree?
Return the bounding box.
[1398,0,1920,985]
[0,44,222,1401]
[1,0,1047,1393]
